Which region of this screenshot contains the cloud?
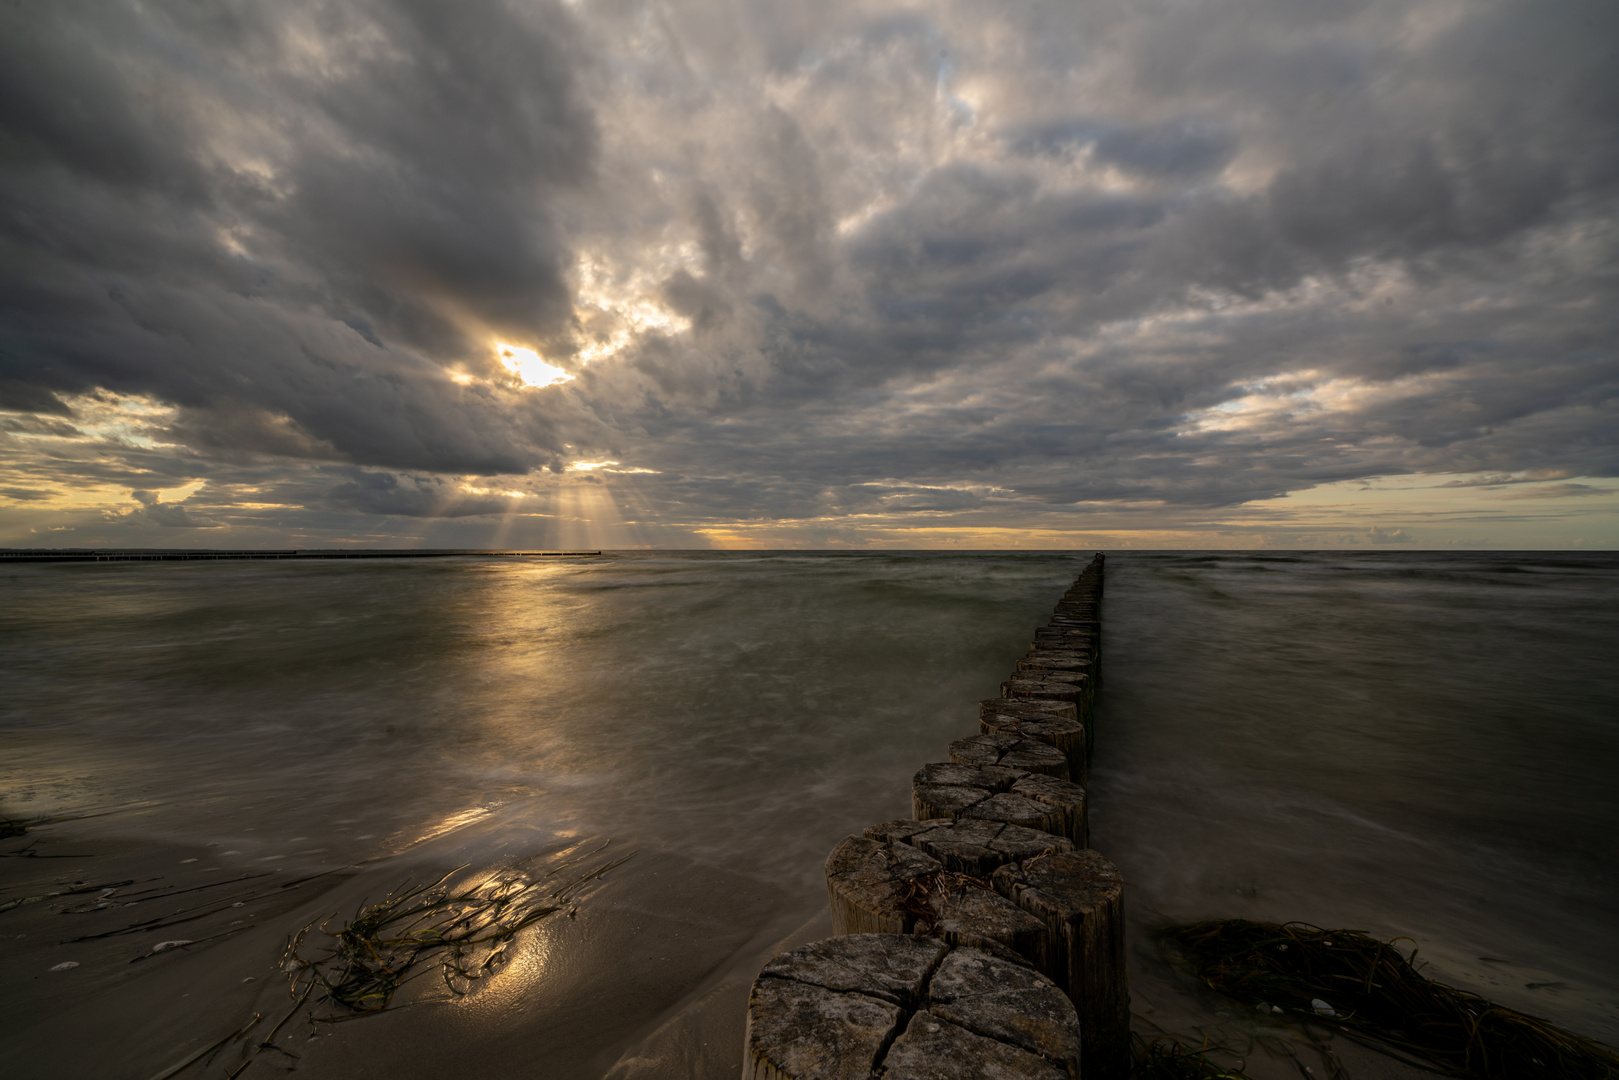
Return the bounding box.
[1,0,1616,546]
[1,0,595,475]
[322,471,524,518]
[125,488,210,528]
[1006,117,1237,179]
[0,487,55,502]
[1497,482,1613,500]
[1366,527,1413,544]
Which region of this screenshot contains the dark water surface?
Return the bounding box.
[1092,551,1619,1042]
[3,550,1616,1067]
[1,552,1089,891]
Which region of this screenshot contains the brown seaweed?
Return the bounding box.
[1131,1034,1256,1080]
[1162,919,1619,1080]
[282,844,632,1017]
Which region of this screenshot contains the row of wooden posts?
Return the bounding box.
[745,555,1126,1079]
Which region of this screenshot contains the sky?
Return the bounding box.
[2,0,1616,549]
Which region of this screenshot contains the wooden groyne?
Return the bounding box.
[746,554,1126,1079]
[0,549,601,563]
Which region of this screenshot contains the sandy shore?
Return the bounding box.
[0,819,830,1079]
[2,816,1450,1080]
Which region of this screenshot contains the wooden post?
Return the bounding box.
[923,944,1081,1078]
[948,732,1069,780]
[745,934,938,1080]
[824,834,942,935]
[745,934,1080,1080]
[993,850,1130,1080]
[980,700,1088,777]
[824,835,1049,961]
[1001,670,1089,707]
[864,818,1073,877]
[911,763,1086,844]
[1032,627,1099,660]
[1015,650,1093,676]
[883,1009,1069,1080]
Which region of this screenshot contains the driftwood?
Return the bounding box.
[910,763,1086,844]
[824,835,1048,960]
[745,935,1080,1080]
[864,818,1073,877]
[993,849,1129,1080]
[947,732,1069,780]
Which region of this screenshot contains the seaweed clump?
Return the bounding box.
[1131,1034,1255,1079]
[284,843,632,1017]
[1163,919,1619,1080]
[893,868,995,930]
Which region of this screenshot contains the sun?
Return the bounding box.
[496,343,573,388]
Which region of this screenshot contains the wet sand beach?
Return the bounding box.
[0,819,824,1077]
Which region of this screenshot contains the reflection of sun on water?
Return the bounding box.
[410,806,496,848]
[497,343,573,388]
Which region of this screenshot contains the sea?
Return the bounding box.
[3,549,1616,1055]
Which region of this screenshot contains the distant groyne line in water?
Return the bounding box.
[0,549,601,563]
[745,553,1123,1080]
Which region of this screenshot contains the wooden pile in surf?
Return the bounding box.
[745,554,1129,1080]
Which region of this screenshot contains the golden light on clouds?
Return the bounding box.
[571,254,692,365]
[460,483,530,498]
[496,344,573,388]
[566,460,660,474]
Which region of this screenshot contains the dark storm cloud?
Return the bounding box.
[2,0,1616,542]
[1007,118,1237,179]
[1,0,593,474]
[571,0,1618,521]
[321,470,519,518]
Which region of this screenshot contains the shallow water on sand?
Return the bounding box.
[3,549,1616,1071]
